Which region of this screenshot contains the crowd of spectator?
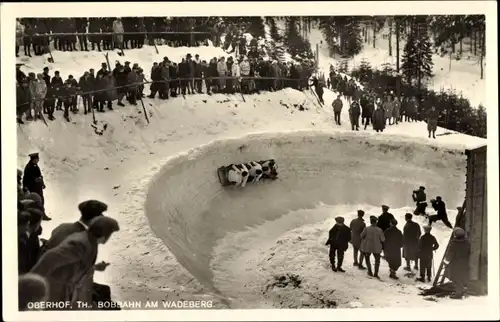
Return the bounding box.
[16,49,315,124]
[17,152,120,310]
[327,68,440,138]
[15,17,227,57]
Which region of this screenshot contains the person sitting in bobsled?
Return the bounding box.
[227,163,250,187]
[246,161,263,183]
[260,159,278,180]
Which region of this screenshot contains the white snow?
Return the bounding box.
[16,44,488,312]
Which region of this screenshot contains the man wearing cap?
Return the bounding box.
[360,216,385,278]
[50,71,64,110]
[23,153,46,206]
[445,227,470,299]
[429,196,453,229]
[416,225,439,282]
[325,216,351,272]
[44,199,108,250]
[377,205,394,232]
[30,216,120,307]
[383,219,404,279]
[412,186,428,216]
[349,210,367,269]
[403,213,421,271]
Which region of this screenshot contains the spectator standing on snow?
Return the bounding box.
[392,96,401,125]
[416,225,439,283]
[445,227,470,299]
[408,96,418,122]
[17,80,31,124]
[16,19,25,57]
[426,106,439,139]
[429,196,454,229]
[412,186,427,216]
[372,102,385,132]
[383,95,394,125]
[112,17,124,50]
[332,95,343,126]
[79,71,94,115]
[23,153,46,206]
[349,210,366,269]
[377,205,394,232]
[403,213,421,271]
[383,219,404,279]
[325,216,351,273]
[349,99,361,131]
[29,74,47,121]
[360,216,385,279]
[217,56,228,91]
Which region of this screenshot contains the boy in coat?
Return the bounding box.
[349,210,366,269]
[416,225,439,282]
[384,218,404,279]
[325,216,351,272]
[360,216,385,278]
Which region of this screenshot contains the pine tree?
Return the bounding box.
[268,17,281,42]
[248,17,265,38]
[401,17,434,92]
[317,16,363,58]
[284,17,313,60]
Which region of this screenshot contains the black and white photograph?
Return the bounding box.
[2,1,498,321]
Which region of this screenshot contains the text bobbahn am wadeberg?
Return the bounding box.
[99,300,214,309]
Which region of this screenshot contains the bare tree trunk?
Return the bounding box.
[373,22,376,48]
[474,30,478,55]
[471,30,475,53]
[480,27,484,79]
[364,27,368,42]
[452,42,455,53]
[396,20,400,72]
[459,37,463,54]
[388,19,393,56]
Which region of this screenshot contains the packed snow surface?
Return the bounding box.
[17,46,487,309]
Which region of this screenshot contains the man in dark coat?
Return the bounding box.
[412,186,427,216]
[372,105,385,132]
[384,219,404,279]
[332,95,343,126]
[446,227,470,299]
[426,106,439,139]
[403,213,421,271]
[325,216,351,272]
[23,153,46,206]
[361,93,373,129]
[429,196,453,228]
[25,207,45,271]
[349,210,366,269]
[349,99,361,131]
[51,71,64,110]
[377,205,394,232]
[17,80,31,124]
[416,225,439,282]
[79,71,94,114]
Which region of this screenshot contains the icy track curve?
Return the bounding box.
[144,131,467,298]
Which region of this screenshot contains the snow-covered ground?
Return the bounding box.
[299,22,486,109]
[11,23,493,316]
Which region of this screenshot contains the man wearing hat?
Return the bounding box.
[23,153,46,206]
[377,205,395,232]
[360,216,385,278]
[416,225,439,282]
[429,196,453,229]
[403,213,421,271]
[383,219,404,279]
[44,199,108,251]
[445,227,470,299]
[349,210,367,269]
[24,192,52,221]
[97,63,108,79]
[325,216,351,272]
[412,186,428,216]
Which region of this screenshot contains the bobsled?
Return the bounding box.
[217,159,279,186]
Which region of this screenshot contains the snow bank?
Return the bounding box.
[144,131,472,307]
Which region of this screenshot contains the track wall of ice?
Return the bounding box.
[144,131,467,294]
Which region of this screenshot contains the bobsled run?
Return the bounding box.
[217,159,279,187]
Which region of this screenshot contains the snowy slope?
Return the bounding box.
[301,23,486,109]
[17,46,487,309]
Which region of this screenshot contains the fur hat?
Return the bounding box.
[335,216,345,224]
[78,200,108,221]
